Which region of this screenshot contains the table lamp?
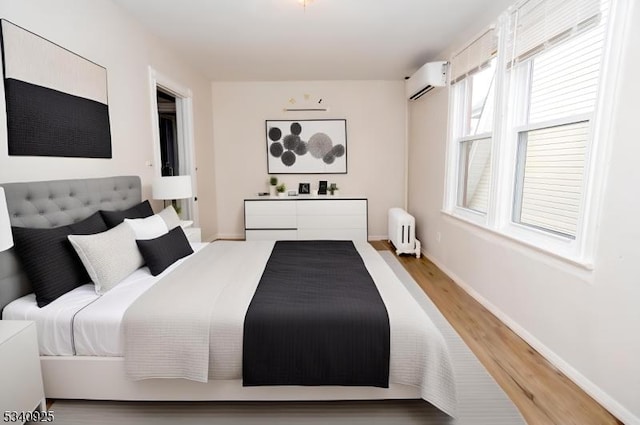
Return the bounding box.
[152,176,193,215]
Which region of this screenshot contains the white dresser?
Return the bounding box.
[244,197,368,241]
[0,321,46,419]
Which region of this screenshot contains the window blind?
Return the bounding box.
[528,19,606,123]
[508,0,606,63]
[451,28,497,83]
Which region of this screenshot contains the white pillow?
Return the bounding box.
[68,223,144,295]
[156,205,181,230]
[124,214,168,240]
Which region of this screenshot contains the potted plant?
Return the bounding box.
[269,176,278,196]
[276,183,286,197]
[329,183,339,196]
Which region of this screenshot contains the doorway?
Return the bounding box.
[157,89,179,177]
[149,67,198,224]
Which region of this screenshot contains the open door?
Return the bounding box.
[148,67,198,224]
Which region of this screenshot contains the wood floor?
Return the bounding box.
[370,240,621,425]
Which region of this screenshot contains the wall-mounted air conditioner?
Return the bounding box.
[405,61,448,101]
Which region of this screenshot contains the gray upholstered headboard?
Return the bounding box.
[0,176,142,313]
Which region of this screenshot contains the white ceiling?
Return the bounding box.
[111,0,513,81]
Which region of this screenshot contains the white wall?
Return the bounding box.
[212,81,406,239]
[407,2,640,423]
[0,0,218,240]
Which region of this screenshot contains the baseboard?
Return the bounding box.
[422,249,639,425]
[368,234,388,241]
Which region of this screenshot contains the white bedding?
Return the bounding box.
[3,240,457,416]
[2,243,208,356]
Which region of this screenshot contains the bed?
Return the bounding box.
[0,176,457,417]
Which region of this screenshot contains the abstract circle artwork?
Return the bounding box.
[281,150,296,166]
[266,119,347,174]
[283,134,300,151]
[308,133,333,159]
[269,142,284,158]
[268,127,282,142]
[290,122,302,136]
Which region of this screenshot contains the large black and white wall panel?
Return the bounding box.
[0,20,111,158]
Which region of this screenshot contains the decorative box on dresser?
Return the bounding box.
[244,197,368,241]
[0,321,46,419]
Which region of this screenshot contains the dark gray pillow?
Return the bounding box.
[100,200,153,228]
[11,212,108,307]
[136,227,194,276]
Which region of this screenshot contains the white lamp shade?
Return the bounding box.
[152,176,193,200]
[0,187,14,251]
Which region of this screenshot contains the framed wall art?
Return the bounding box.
[318,180,328,195]
[266,119,346,174]
[0,20,112,158]
[298,182,310,194]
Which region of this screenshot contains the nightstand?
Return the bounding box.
[183,227,202,243]
[180,221,202,243]
[0,321,46,418]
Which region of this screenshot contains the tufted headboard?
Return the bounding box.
[0,176,142,313]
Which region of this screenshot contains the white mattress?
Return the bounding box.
[2,243,208,356]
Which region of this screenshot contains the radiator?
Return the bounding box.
[388,208,421,258]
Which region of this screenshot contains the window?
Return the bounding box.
[444,0,616,262]
[508,0,609,239]
[449,30,497,216]
[458,137,492,213]
[513,121,589,237]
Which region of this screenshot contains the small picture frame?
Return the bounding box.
[298,182,310,194]
[318,180,328,195]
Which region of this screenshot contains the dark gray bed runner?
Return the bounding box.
[243,240,390,387]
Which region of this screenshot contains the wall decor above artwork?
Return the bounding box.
[0,20,112,158]
[266,119,346,174]
[282,93,329,112]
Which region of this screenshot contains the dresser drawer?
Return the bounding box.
[297,200,366,216]
[245,200,296,216]
[245,214,296,229]
[246,229,298,241]
[245,200,297,229]
[297,214,366,229]
[297,228,368,241]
